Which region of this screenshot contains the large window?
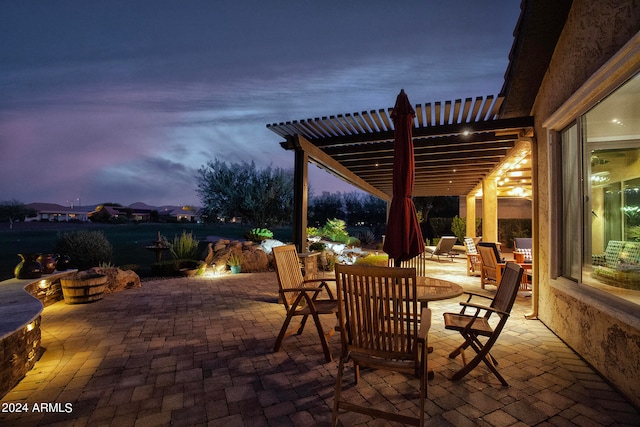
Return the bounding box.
[578,73,640,303]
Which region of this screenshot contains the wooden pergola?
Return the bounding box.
[267,94,534,251]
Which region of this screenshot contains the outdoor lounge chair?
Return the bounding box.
[443,262,523,386]
[332,264,431,426]
[272,245,338,362]
[424,236,457,261]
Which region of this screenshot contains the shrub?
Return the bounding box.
[309,242,326,252]
[170,230,200,260]
[53,230,113,271]
[355,254,388,267]
[319,218,350,243]
[451,215,465,243]
[227,253,242,266]
[357,230,377,246]
[245,228,273,242]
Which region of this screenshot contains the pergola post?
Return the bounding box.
[293,147,308,253]
[466,193,477,237]
[482,178,498,242]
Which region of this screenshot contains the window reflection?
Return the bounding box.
[583,73,640,302]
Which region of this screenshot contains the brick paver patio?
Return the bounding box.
[1,266,638,426]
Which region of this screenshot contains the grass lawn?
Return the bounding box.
[0,222,294,281]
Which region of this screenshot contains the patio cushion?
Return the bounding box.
[592,240,640,290]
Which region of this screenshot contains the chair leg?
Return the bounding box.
[331,356,346,427]
[296,314,309,334]
[311,312,332,362]
[273,314,295,352]
[449,338,471,359]
[451,335,508,386]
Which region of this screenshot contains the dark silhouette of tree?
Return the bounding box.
[0,200,36,228]
[196,160,294,227]
[308,191,345,227]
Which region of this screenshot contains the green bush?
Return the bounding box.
[53,230,113,271]
[227,253,242,266]
[451,216,465,243]
[309,242,326,252]
[355,254,388,267]
[170,230,200,260]
[245,228,273,242]
[499,219,532,248]
[319,218,350,243]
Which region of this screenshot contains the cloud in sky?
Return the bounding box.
[0,0,522,207]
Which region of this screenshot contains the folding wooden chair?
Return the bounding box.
[272,245,338,362]
[332,264,431,426]
[443,262,523,386]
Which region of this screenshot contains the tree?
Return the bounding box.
[308,192,345,227]
[343,191,386,227]
[0,200,36,228]
[196,160,294,226]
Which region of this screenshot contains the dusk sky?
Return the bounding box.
[1,1,522,208]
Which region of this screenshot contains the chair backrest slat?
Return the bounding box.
[490,263,523,316]
[273,245,304,307]
[336,264,419,358]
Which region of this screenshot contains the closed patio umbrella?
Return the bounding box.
[383,89,424,266]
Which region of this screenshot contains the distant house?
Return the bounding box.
[165,206,199,222]
[88,205,152,222]
[26,203,90,222]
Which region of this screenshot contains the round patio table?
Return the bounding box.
[417,276,464,308]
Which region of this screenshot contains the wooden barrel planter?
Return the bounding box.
[60,273,108,304]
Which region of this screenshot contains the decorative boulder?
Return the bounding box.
[208,239,271,273]
[260,239,285,255]
[90,267,141,294]
[241,248,269,272]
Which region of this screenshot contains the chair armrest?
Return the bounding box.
[459,301,510,316]
[462,291,492,301]
[281,286,324,293]
[301,278,336,285]
[418,307,432,340]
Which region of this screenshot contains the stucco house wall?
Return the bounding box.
[532,0,640,407]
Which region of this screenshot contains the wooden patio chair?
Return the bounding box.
[464,237,482,276]
[332,264,431,426]
[443,262,523,386]
[478,244,507,289]
[272,245,338,362]
[424,236,457,261]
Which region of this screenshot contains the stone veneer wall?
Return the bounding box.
[0,273,72,399]
[0,316,42,399]
[532,0,640,407]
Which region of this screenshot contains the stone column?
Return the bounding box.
[482,178,498,242]
[465,193,476,237]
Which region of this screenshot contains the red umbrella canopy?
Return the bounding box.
[383,89,424,265]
